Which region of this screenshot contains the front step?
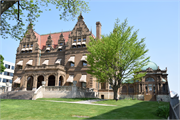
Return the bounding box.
[0,91,34,100]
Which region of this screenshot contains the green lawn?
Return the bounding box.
[37,98,100,102]
[0,99,169,119]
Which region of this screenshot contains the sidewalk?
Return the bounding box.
[41,99,116,106]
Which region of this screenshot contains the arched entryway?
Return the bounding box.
[48,75,55,86]
[59,76,63,86]
[27,76,33,90]
[144,77,156,101]
[37,75,44,88]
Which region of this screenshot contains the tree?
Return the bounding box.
[86,19,150,100]
[1,0,89,40]
[0,55,6,73]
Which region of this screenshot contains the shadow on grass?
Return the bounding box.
[86,100,169,119]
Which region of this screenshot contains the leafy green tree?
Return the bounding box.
[87,19,150,100]
[0,55,6,73]
[1,0,89,40]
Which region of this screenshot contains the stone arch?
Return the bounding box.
[122,85,127,94]
[128,84,134,94]
[48,75,55,86]
[37,75,44,88]
[27,75,33,90]
[59,76,64,86]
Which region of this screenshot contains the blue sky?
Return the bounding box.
[0,0,179,95]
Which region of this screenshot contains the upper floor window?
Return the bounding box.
[83,38,86,41]
[18,66,22,70]
[11,66,14,70]
[70,62,74,67]
[48,44,51,47]
[145,77,155,82]
[46,50,50,53]
[31,44,33,47]
[4,71,7,75]
[73,39,76,42]
[60,43,63,45]
[82,61,87,66]
[23,44,25,48]
[58,49,62,51]
[78,38,81,42]
[27,44,29,47]
[3,79,6,83]
[5,64,10,69]
[10,73,14,77]
[77,45,81,48]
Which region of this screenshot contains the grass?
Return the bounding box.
[0,99,169,119]
[37,98,100,102]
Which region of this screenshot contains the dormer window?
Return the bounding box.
[48,44,51,47]
[60,43,63,46]
[29,50,32,53]
[46,50,50,53]
[77,45,81,48]
[72,46,76,48]
[27,44,29,47]
[31,44,33,47]
[82,61,87,66]
[78,38,81,42]
[70,62,74,67]
[83,38,86,41]
[23,44,25,48]
[59,49,62,51]
[73,39,76,42]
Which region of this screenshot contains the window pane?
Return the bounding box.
[3,79,6,83]
[77,45,81,48]
[83,38,86,41]
[70,62,74,67]
[83,62,87,66]
[82,45,86,47]
[0,78,1,82]
[73,39,76,42]
[4,71,7,75]
[27,44,29,47]
[9,80,12,83]
[72,46,76,48]
[11,66,14,70]
[60,43,63,45]
[78,38,81,41]
[31,44,33,47]
[10,73,14,77]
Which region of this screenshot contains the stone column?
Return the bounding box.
[139,83,141,94]
[22,75,27,91]
[32,75,37,91]
[55,74,59,86]
[45,75,48,86]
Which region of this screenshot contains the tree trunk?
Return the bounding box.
[113,87,118,100]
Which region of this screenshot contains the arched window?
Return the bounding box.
[145,77,155,82]
[128,85,134,93]
[122,86,127,93]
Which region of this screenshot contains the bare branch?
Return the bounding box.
[1,0,19,15]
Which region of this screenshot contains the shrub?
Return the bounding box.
[156,105,169,118]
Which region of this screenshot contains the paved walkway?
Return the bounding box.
[41,99,116,106]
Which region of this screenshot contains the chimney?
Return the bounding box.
[96,22,101,40]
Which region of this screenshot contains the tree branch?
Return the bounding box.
[1,0,19,15]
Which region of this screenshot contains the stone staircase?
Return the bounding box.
[0,91,34,100]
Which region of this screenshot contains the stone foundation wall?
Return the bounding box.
[98,92,114,99]
[119,94,144,100]
[156,95,170,102]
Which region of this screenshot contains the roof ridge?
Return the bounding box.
[40,31,72,36]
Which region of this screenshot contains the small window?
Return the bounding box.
[82,61,87,66]
[48,44,51,47]
[59,49,62,51]
[11,66,15,70]
[22,51,25,53]
[9,80,12,83]
[27,44,29,47]
[78,38,81,42]
[77,45,81,48]
[19,66,22,70]
[70,62,74,67]
[31,44,33,47]
[82,44,86,47]
[10,73,14,77]
[29,50,32,53]
[83,38,86,41]
[0,78,1,82]
[3,79,6,83]
[73,39,76,42]
[4,71,7,75]
[5,64,10,69]
[26,51,29,53]
[60,43,63,45]
[72,45,76,48]
[46,50,50,53]
[81,82,86,89]
[23,44,25,48]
